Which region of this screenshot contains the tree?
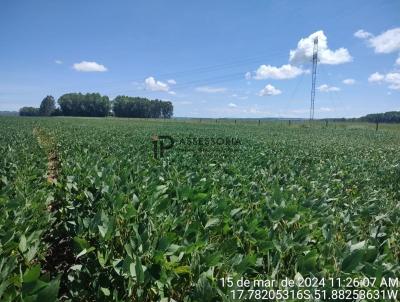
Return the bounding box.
[51,108,63,116]
[359,111,400,123]
[161,101,173,118]
[39,95,56,116]
[58,93,110,117]
[19,107,40,116]
[113,96,173,118]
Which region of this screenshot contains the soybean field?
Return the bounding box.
[0,116,399,301]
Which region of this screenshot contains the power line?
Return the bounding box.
[171,72,246,90]
[129,49,288,83]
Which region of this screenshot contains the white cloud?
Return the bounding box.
[319,107,333,112]
[55,60,63,64]
[243,106,271,115]
[342,78,355,85]
[317,84,340,92]
[73,61,107,72]
[354,29,373,39]
[368,72,400,90]
[253,64,306,80]
[396,56,400,66]
[368,72,385,82]
[290,108,309,114]
[289,30,352,65]
[385,72,400,90]
[167,79,177,85]
[368,28,400,54]
[258,84,282,96]
[228,103,237,108]
[246,30,350,84]
[195,86,227,93]
[145,76,171,92]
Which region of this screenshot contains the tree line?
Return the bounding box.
[113,96,173,118]
[19,93,173,118]
[359,111,400,123]
[20,96,57,116]
[323,111,400,124]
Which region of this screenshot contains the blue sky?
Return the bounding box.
[0,0,399,118]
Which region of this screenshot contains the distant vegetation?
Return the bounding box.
[113,96,173,118]
[359,111,400,123]
[17,96,398,123]
[0,111,18,116]
[58,93,110,117]
[325,111,400,124]
[20,95,56,117]
[19,107,40,116]
[19,93,174,118]
[39,96,56,116]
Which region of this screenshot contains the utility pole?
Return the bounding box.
[310,37,318,121]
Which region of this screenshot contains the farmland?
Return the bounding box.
[0,116,399,301]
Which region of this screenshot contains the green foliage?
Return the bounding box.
[359,111,400,123]
[0,111,18,116]
[19,107,40,116]
[329,111,400,123]
[19,93,174,119]
[39,96,56,116]
[58,93,110,117]
[113,96,173,118]
[1,117,399,301]
[0,118,56,300]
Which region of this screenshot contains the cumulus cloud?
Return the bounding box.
[246,30,349,84]
[253,64,306,80]
[354,29,373,39]
[258,84,282,96]
[396,56,400,66]
[144,76,172,93]
[368,72,385,82]
[342,78,355,85]
[317,84,340,92]
[195,86,227,93]
[289,30,352,65]
[368,28,400,54]
[228,103,237,108]
[386,73,400,90]
[368,72,400,90]
[73,61,107,72]
[55,60,63,64]
[167,79,177,85]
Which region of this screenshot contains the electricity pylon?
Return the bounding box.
[310,37,318,121]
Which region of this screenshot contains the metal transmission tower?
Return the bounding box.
[310,37,319,121]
